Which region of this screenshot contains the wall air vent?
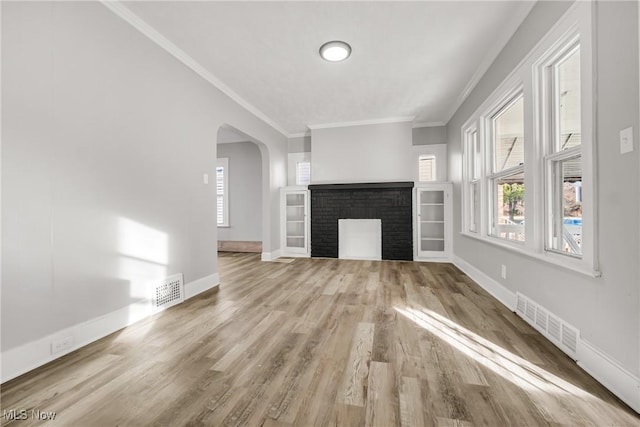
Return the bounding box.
[514,292,579,359]
[154,274,184,311]
[548,314,561,341]
[525,301,536,322]
[561,323,578,354]
[535,306,548,330]
[516,294,526,316]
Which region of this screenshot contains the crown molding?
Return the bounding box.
[308,116,415,131]
[412,121,446,128]
[100,1,290,138]
[444,0,536,123]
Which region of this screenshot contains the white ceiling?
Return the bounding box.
[122,1,535,136]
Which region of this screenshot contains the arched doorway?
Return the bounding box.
[215,125,271,255]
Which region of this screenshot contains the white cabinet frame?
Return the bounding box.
[414,182,453,261]
[281,186,310,257]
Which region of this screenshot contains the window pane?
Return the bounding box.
[216,165,226,225]
[551,156,582,255]
[217,195,224,225]
[492,171,525,242]
[470,181,480,233]
[493,96,524,172]
[556,47,581,151]
[296,162,311,185]
[472,131,481,180]
[419,155,436,181]
[216,166,224,195]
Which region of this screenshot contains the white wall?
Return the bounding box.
[447,0,640,405]
[288,135,311,153]
[217,142,262,242]
[1,1,287,380]
[311,121,413,184]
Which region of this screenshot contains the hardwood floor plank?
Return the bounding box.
[399,376,425,427]
[365,361,398,427]
[1,253,638,427]
[338,322,375,407]
[211,310,285,372]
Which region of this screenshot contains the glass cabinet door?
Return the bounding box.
[416,183,451,259]
[281,188,309,256]
[419,190,445,253]
[285,193,306,249]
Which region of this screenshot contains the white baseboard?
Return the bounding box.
[280,252,310,258]
[452,255,516,310]
[184,273,219,299]
[415,256,452,263]
[261,249,282,262]
[577,339,640,413]
[1,273,220,384]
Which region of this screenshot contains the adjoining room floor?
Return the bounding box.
[2,253,638,426]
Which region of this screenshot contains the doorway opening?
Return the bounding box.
[215,125,267,254]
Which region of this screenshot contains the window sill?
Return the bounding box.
[459,231,601,278]
[217,225,230,228]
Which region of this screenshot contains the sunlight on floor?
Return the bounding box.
[394,306,591,396]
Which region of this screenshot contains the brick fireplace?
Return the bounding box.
[308,182,414,261]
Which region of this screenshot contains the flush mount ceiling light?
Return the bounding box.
[319,41,352,62]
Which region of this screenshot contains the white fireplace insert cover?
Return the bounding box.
[338,219,382,261]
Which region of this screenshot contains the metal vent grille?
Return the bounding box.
[548,315,561,341]
[516,294,526,315]
[562,324,578,353]
[535,307,548,330]
[154,274,184,310]
[525,301,536,322]
[514,292,578,359]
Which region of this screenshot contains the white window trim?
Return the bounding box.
[462,126,481,234]
[412,144,447,182]
[534,5,597,274]
[485,89,526,243]
[287,152,311,186]
[544,147,582,258]
[216,157,229,227]
[460,1,599,277]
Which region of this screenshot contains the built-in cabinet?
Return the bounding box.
[280,183,451,261]
[281,186,310,257]
[414,183,452,261]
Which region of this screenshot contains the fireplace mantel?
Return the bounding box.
[308,182,414,191]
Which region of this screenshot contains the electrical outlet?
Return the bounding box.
[501,264,507,280]
[51,336,73,355]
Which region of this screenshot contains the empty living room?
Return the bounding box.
[2,1,639,426]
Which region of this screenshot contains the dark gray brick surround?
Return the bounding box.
[308,182,414,261]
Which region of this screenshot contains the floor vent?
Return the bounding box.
[515,292,579,359]
[154,274,184,311]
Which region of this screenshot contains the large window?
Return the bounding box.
[489,93,525,242]
[543,44,583,256]
[461,2,595,275]
[216,158,229,226]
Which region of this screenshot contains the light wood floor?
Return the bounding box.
[2,253,638,426]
